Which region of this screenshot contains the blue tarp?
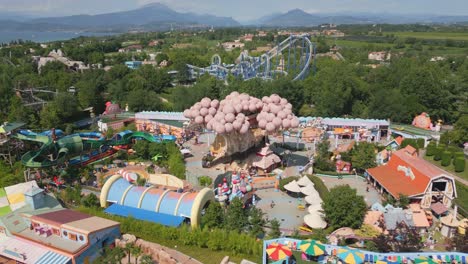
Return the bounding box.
[104,204,185,227]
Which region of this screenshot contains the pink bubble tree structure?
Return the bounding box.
[183,92,300,135]
[184,92,300,167]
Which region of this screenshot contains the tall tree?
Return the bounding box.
[351,142,377,172]
[323,185,367,230]
[202,202,225,229]
[225,198,248,233]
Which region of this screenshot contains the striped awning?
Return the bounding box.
[36,251,71,264]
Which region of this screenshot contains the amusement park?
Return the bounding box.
[0,26,468,264]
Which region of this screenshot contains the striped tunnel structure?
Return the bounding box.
[100,175,214,228]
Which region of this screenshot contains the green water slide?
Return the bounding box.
[15,134,83,168]
[16,131,160,168]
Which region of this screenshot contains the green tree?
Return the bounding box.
[225,197,248,233]
[202,202,225,229]
[249,207,266,237]
[81,193,99,208]
[131,245,142,264]
[269,218,281,238]
[323,185,367,230]
[139,255,154,264]
[351,142,377,172]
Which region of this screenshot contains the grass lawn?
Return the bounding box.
[0,188,6,198]
[334,39,395,49]
[422,154,468,181]
[0,206,12,216]
[389,31,468,41]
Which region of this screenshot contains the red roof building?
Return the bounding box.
[366,146,457,209]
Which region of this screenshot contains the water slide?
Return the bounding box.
[15,133,73,168]
[16,130,176,168]
[18,129,64,138]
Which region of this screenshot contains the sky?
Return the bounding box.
[1,0,468,21]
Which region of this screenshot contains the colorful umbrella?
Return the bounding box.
[266,243,292,261]
[299,240,326,256]
[413,257,437,264]
[376,257,401,264]
[337,248,364,264]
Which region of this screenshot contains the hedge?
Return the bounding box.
[454,157,466,172]
[434,146,444,161]
[441,151,452,167]
[426,143,436,156]
[447,146,459,155]
[307,175,330,198]
[454,152,465,165]
[78,207,262,259]
[401,138,425,149]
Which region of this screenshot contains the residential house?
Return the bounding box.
[222,40,245,51]
[368,51,391,61]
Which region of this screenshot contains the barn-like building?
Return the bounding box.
[366,146,457,212]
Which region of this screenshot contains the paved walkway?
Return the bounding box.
[255,188,308,234]
[318,176,382,206]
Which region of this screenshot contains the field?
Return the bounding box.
[389,31,468,41]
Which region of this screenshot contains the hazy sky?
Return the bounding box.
[2,0,468,21]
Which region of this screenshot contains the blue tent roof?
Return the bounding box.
[104,204,185,227]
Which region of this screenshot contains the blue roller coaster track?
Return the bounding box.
[187,34,316,82]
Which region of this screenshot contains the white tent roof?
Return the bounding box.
[308,204,323,214]
[297,176,314,187]
[300,184,318,196]
[305,193,322,205]
[304,213,327,229]
[284,180,301,193]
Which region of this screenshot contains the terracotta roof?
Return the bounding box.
[367,147,455,198]
[32,209,91,226]
[395,136,403,146]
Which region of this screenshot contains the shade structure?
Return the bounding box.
[308,204,323,214]
[413,257,437,264]
[299,240,326,256]
[252,152,281,170]
[337,248,364,264]
[266,242,292,261]
[304,213,327,229]
[300,184,318,196]
[305,193,322,205]
[284,180,301,193]
[297,176,314,187]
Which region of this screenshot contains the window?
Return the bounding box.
[63,230,68,236]
[79,235,84,241]
[52,228,60,236]
[69,233,77,241]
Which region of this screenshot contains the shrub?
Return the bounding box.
[401,139,419,150]
[447,146,459,155]
[454,158,466,172]
[426,143,436,156]
[434,146,444,161]
[198,176,213,187]
[416,138,425,149]
[454,152,465,165]
[441,151,452,166]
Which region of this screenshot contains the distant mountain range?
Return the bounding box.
[1,3,468,33]
[252,9,468,26]
[0,3,239,32]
